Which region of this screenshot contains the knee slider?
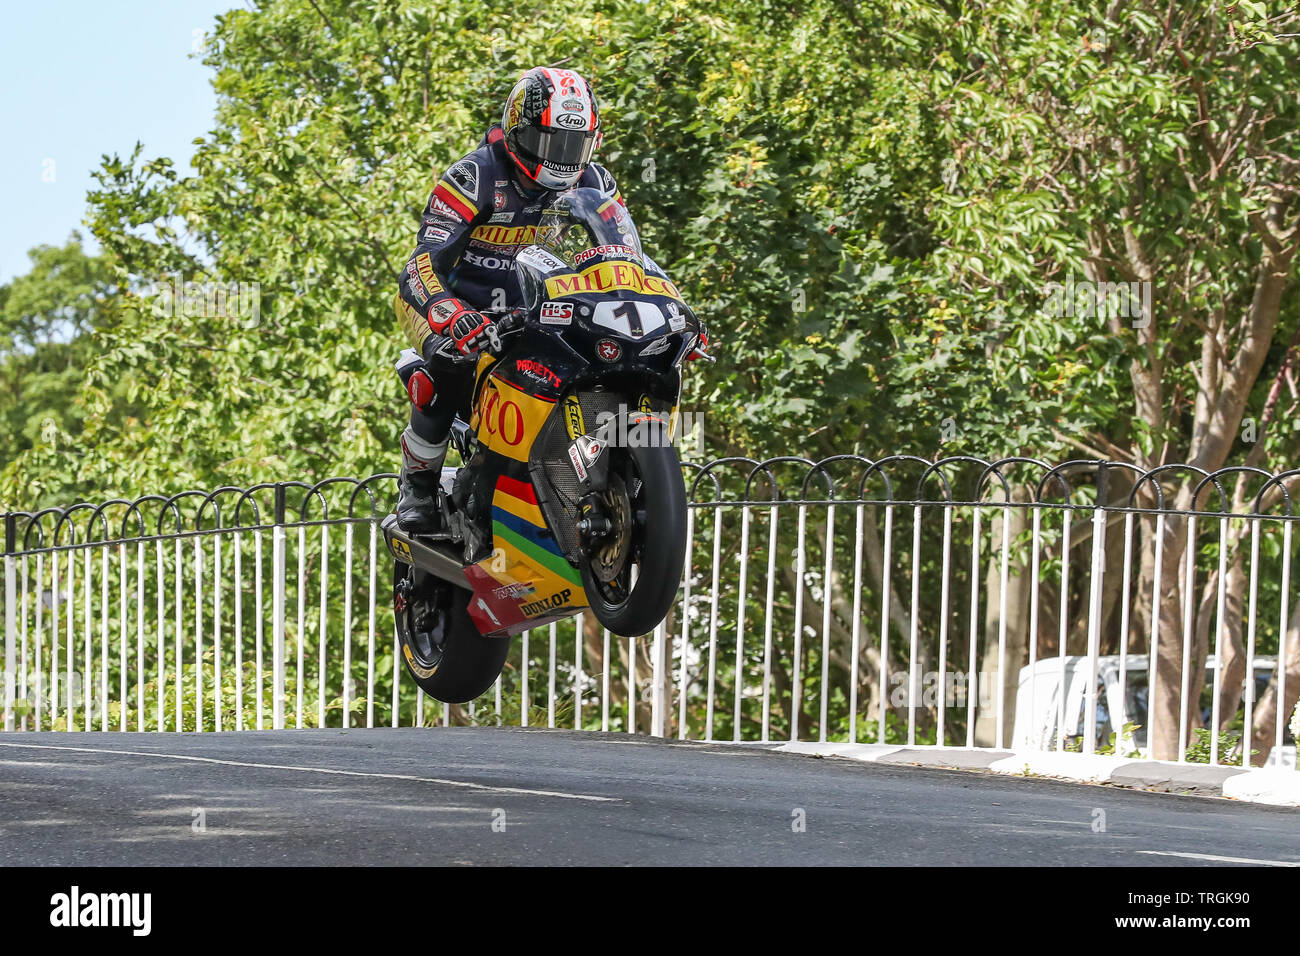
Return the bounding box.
[395,348,436,412]
[406,367,437,412]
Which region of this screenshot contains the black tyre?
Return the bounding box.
[580,420,687,636]
[394,563,510,703]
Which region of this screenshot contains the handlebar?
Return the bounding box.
[471,306,712,363]
[481,307,528,325]
[479,307,528,356]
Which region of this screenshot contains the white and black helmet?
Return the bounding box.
[501,67,602,190]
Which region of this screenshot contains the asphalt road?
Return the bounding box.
[1,727,1297,866]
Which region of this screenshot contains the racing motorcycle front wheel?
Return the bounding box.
[579,419,687,637]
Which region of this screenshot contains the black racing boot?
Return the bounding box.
[396,426,448,534]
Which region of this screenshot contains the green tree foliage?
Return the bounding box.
[0,236,122,502]
[3,0,1296,498]
[2,0,964,508]
[3,0,1299,751]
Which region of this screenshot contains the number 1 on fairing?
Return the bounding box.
[613,302,642,336]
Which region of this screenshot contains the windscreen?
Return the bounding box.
[535,187,643,267]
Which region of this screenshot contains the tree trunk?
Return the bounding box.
[1214,550,1250,730]
[1250,597,1300,766]
[1150,507,1191,760]
[1129,516,1155,655]
[1186,568,1220,737]
[973,503,1031,747]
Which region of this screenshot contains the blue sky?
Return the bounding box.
[0,1,233,282]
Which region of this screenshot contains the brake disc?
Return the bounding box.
[591,472,632,584]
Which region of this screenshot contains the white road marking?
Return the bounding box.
[0,741,618,803]
[1137,850,1300,867]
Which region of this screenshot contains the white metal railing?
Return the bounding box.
[1,458,1297,771]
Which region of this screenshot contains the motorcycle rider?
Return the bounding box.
[392,66,626,533]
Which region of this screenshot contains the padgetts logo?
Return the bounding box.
[49,886,151,936]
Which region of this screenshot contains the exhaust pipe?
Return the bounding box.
[380,514,471,588]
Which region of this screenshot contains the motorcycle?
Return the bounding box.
[383,187,709,704]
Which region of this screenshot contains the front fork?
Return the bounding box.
[568,409,667,555]
[567,433,614,555]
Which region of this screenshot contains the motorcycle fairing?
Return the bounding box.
[463,470,588,636]
[461,349,591,637]
[450,241,698,637]
[471,373,558,464]
[541,258,685,304]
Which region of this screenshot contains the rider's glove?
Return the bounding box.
[450,310,496,356]
[429,302,496,357]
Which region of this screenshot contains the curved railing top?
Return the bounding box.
[681,454,1300,511]
[6,457,1300,554]
[3,475,400,555]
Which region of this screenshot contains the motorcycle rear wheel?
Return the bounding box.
[394,563,510,704]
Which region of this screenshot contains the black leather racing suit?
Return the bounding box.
[393,123,628,445]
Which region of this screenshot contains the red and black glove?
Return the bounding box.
[429,301,497,357]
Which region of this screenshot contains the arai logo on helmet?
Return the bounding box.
[596,339,622,362]
[554,113,587,130]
